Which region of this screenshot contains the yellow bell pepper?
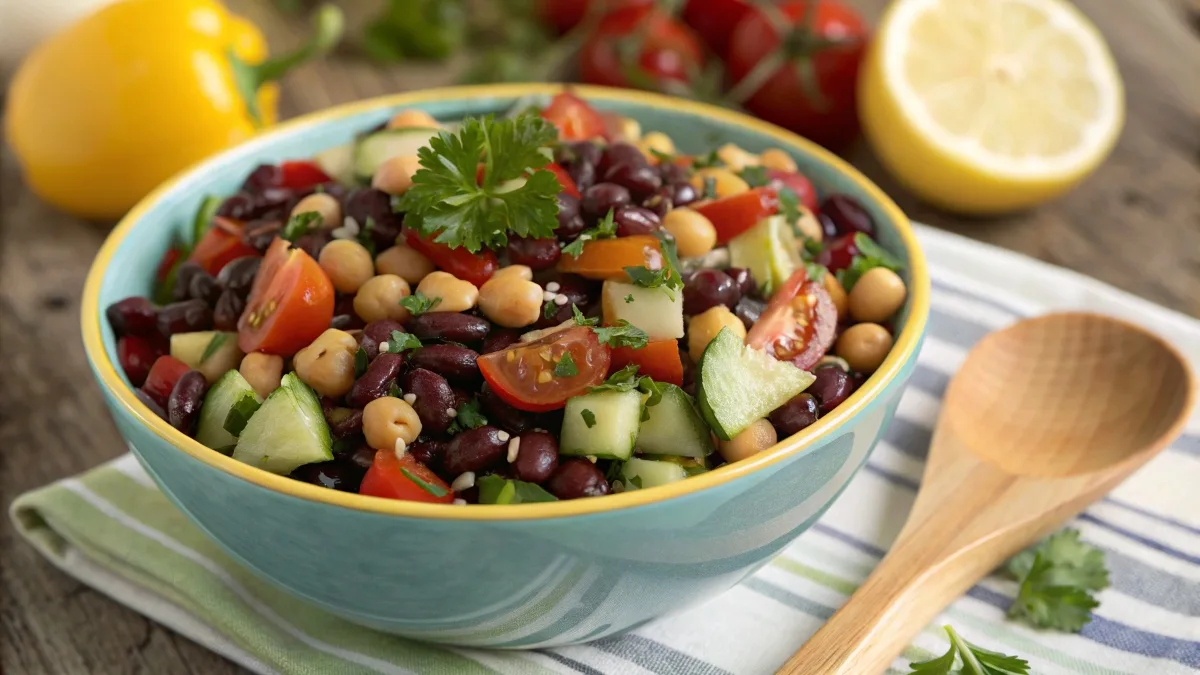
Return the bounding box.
[5,0,343,220]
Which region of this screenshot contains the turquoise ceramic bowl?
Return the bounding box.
[82,84,929,648]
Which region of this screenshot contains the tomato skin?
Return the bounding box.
[726,1,869,150]
[479,327,611,412]
[156,247,183,283]
[119,335,164,388]
[817,233,860,272]
[189,218,260,276]
[402,230,499,288]
[767,170,820,215]
[610,340,683,386]
[681,0,754,58]
[556,235,664,280]
[746,270,838,370]
[541,92,607,142]
[535,0,652,33]
[237,237,335,356]
[141,355,192,408]
[360,450,455,504]
[691,188,780,244]
[579,6,704,91]
[543,162,581,198]
[279,160,333,191]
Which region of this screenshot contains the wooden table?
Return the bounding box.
[2,1,1197,672]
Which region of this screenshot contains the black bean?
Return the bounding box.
[565,141,603,167]
[726,267,758,297]
[555,193,583,234]
[605,163,662,200]
[808,366,856,414]
[512,431,558,484]
[400,368,457,434]
[479,384,535,434]
[613,205,661,237]
[547,459,610,499]
[187,271,222,305]
[106,297,158,338]
[410,344,479,382]
[506,236,561,270]
[344,188,402,250]
[598,142,646,175]
[213,290,244,332]
[409,437,448,473]
[566,161,596,193]
[173,261,205,302]
[769,393,821,437]
[481,328,521,354]
[683,269,740,315]
[292,232,329,260]
[642,190,672,218]
[328,408,365,438]
[242,220,282,252]
[821,194,876,237]
[241,164,282,192]
[658,162,690,185]
[406,313,490,344]
[443,426,508,476]
[359,319,406,360]
[347,446,377,470]
[157,300,213,337]
[134,388,168,421]
[290,461,364,492]
[167,370,207,435]
[253,187,297,215]
[581,182,631,222]
[347,353,405,408]
[215,192,255,220]
[216,256,261,296]
[666,182,699,208]
[733,296,766,331]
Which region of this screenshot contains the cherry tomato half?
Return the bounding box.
[580,5,705,92]
[691,187,780,244]
[767,170,820,216]
[359,450,455,504]
[141,355,192,409]
[403,229,499,288]
[237,237,334,356]
[541,92,607,142]
[557,235,663,280]
[543,162,581,198]
[746,269,838,370]
[609,340,683,386]
[189,218,260,276]
[479,326,611,412]
[279,160,334,191]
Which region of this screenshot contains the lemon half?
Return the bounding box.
[860,0,1125,214]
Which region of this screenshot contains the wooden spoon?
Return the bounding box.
[778,312,1194,675]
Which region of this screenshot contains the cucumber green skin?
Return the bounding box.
[195,370,260,452]
[620,458,687,490]
[560,390,643,460]
[635,384,713,458]
[231,374,332,475]
[639,454,709,476]
[352,127,440,179]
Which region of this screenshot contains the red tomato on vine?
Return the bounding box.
[579,5,705,92]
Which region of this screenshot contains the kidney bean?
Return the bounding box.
[242,220,283,252]
[506,236,561,270]
[683,269,741,315]
[733,297,766,331]
[359,319,406,360]
[443,426,508,476]
[581,182,631,222]
[134,388,168,421]
[769,393,821,436]
[598,142,646,175]
[401,368,457,434]
[547,459,610,499]
[167,370,208,435]
[606,163,662,200]
[566,161,597,193]
[819,213,839,240]
[451,388,473,410]
[555,193,584,236]
[106,297,158,338]
[406,313,490,344]
[512,430,558,483]
[293,232,329,260]
[172,261,204,301]
[481,328,521,354]
[241,164,282,192]
[347,446,377,470]
[328,408,365,438]
[808,366,856,413]
[564,140,603,168]
[315,181,349,202]
[216,256,261,296]
[410,344,479,382]
[409,437,448,473]
[216,192,255,220]
[344,188,402,250]
[613,205,661,237]
[212,290,244,332]
[666,181,699,207]
[186,270,221,305]
[479,384,535,434]
[821,194,875,237]
[157,300,212,337]
[291,461,364,492]
[658,162,690,184]
[348,353,405,408]
[726,267,758,297]
[643,191,673,218]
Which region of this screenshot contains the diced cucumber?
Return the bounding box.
[619,457,687,490]
[727,215,801,296]
[640,454,710,476]
[560,389,643,460]
[314,143,356,185]
[696,327,815,440]
[353,127,440,179]
[196,370,262,452]
[636,384,713,458]
[232,374,332,474]
[170,331,243,384]
[601,280,684,340]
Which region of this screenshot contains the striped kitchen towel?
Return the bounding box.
[11,225,1200,674]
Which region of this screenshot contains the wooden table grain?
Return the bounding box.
[2,1,1197,673]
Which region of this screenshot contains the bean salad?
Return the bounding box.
[106,92,908,505]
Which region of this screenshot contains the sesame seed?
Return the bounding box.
[393,438,407,459]
[330,227,351,240]
[378,341,390,353]
[403,393,417,405]
[586,455,597,463]
[496,430,511,442]
[553,294,568,306]
[342,217,361,236]
[545,282,560,292]
[452,498,467,506]
[450,471,476,492]
[506,436,521,463]
[446,407,458,418]
[537,370,553,383]
[543,290,557,302]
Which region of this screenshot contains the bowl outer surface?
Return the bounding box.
[85,85,926,647]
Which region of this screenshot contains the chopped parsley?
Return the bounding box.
[384,330,423,354]
[281,211,322,241]
[570,304,648,349]
[580,408,596,428]
[543,298,560,319]
[554,353,579,378]
[400,292,441,316]
[1004,529,1109,632]
[357,216,377,255]
[561,208,618,258]
[836,232,905,291]
[738,165,770,188]
[447,398,488,434]
[400,467,449,498]
[906,625,1028,674]
[623,232,683,298]
[220,391,261,437]
[588,364,664,415]
[690,149,721,169]
[701,176,718,200]
[649,148,675,163]
[624,294,635,303]
[777,186,803,230]
[199,333,229,363]
[354,347,369,376]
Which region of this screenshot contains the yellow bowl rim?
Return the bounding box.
[81,83,930,522]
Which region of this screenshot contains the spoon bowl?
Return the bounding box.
[779,312,1194,675]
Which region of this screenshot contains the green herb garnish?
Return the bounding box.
[221,391,261,437]
[400,467,449,498]
[384,330,423,354]
[543,298,560,319]
[624,294,635,303]
[354,347,369,376]
[906,625,1029,675]
[554,353,578,377]
[200,333,229,364]
[571,305,649,349]
[282,211,323,241]
[837,232,905,291]
[701,176,718,200]
[447,397,488,434]
[738,165,770,188]
[476,475,557,504]
[580,408,596,428]
[690,149,721,169]
[400,291,442,316]
[1004,529,1109,632]
[561,208,618,258]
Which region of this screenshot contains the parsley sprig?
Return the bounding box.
[1004,529,1109,632]
[837,232,905,291]
[589,364,664,411]
[398,114,561,252]
[571,304,648,349]
[907,625,1029,675]
[447,397,488,435]
[400,292,441,316]
[623,232,683,298]
[561,208,618,258]
[282,211,323,241]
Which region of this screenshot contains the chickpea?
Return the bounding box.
[637,132,675,162]
[688,306,745,362]
[823,273,849,321]
[372,154,422,196]
[716,143,760,173]
[836,322,893,374]
[795,206,823,242]
[289,192,342,230]
[354,274,412,324]
[478,275,543,328]
[663,208,717,259]
[239,352,283,399]
[759,148,799,173]
[690,168,750,200]
[386,109,439,129]
[848,267,907,323]
[293,329,359,397]
[416,271,478,313]
[375,244,435,285]
[319,239,375,294]
[363,396,423,452]
[491,264,533,282]
[719,418,778,463]
[616,116,642,142]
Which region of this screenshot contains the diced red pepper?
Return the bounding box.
[279,160,333,191]
[359,450,455,504]
[403,229,498,288]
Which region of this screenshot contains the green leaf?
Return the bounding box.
[200,333,229,364]
[580,408,596,428]
[906,625,1029,675]
[554,353,579,377]
[385,330,423,354]
[690,149,721,169]
[1004,528,1108,632]
[221,391,262,437]
[477,475,557,504]
[400,292,442,316]
[192,195,222,247]
[777,186,802,228]
[592,321,649,349]
[649,148,675,163]
[354,347,369,377]
[282,211,323,241]
[543,298,560,319]
[624,294,635,303]
[738,165,770,188]
[839,232,905,291]
[701,176,718,200]
[571,304,598,327]
[400,466,449,498]
[561,208,618,258]
[447,397,488,434]
[358,216,378,255]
